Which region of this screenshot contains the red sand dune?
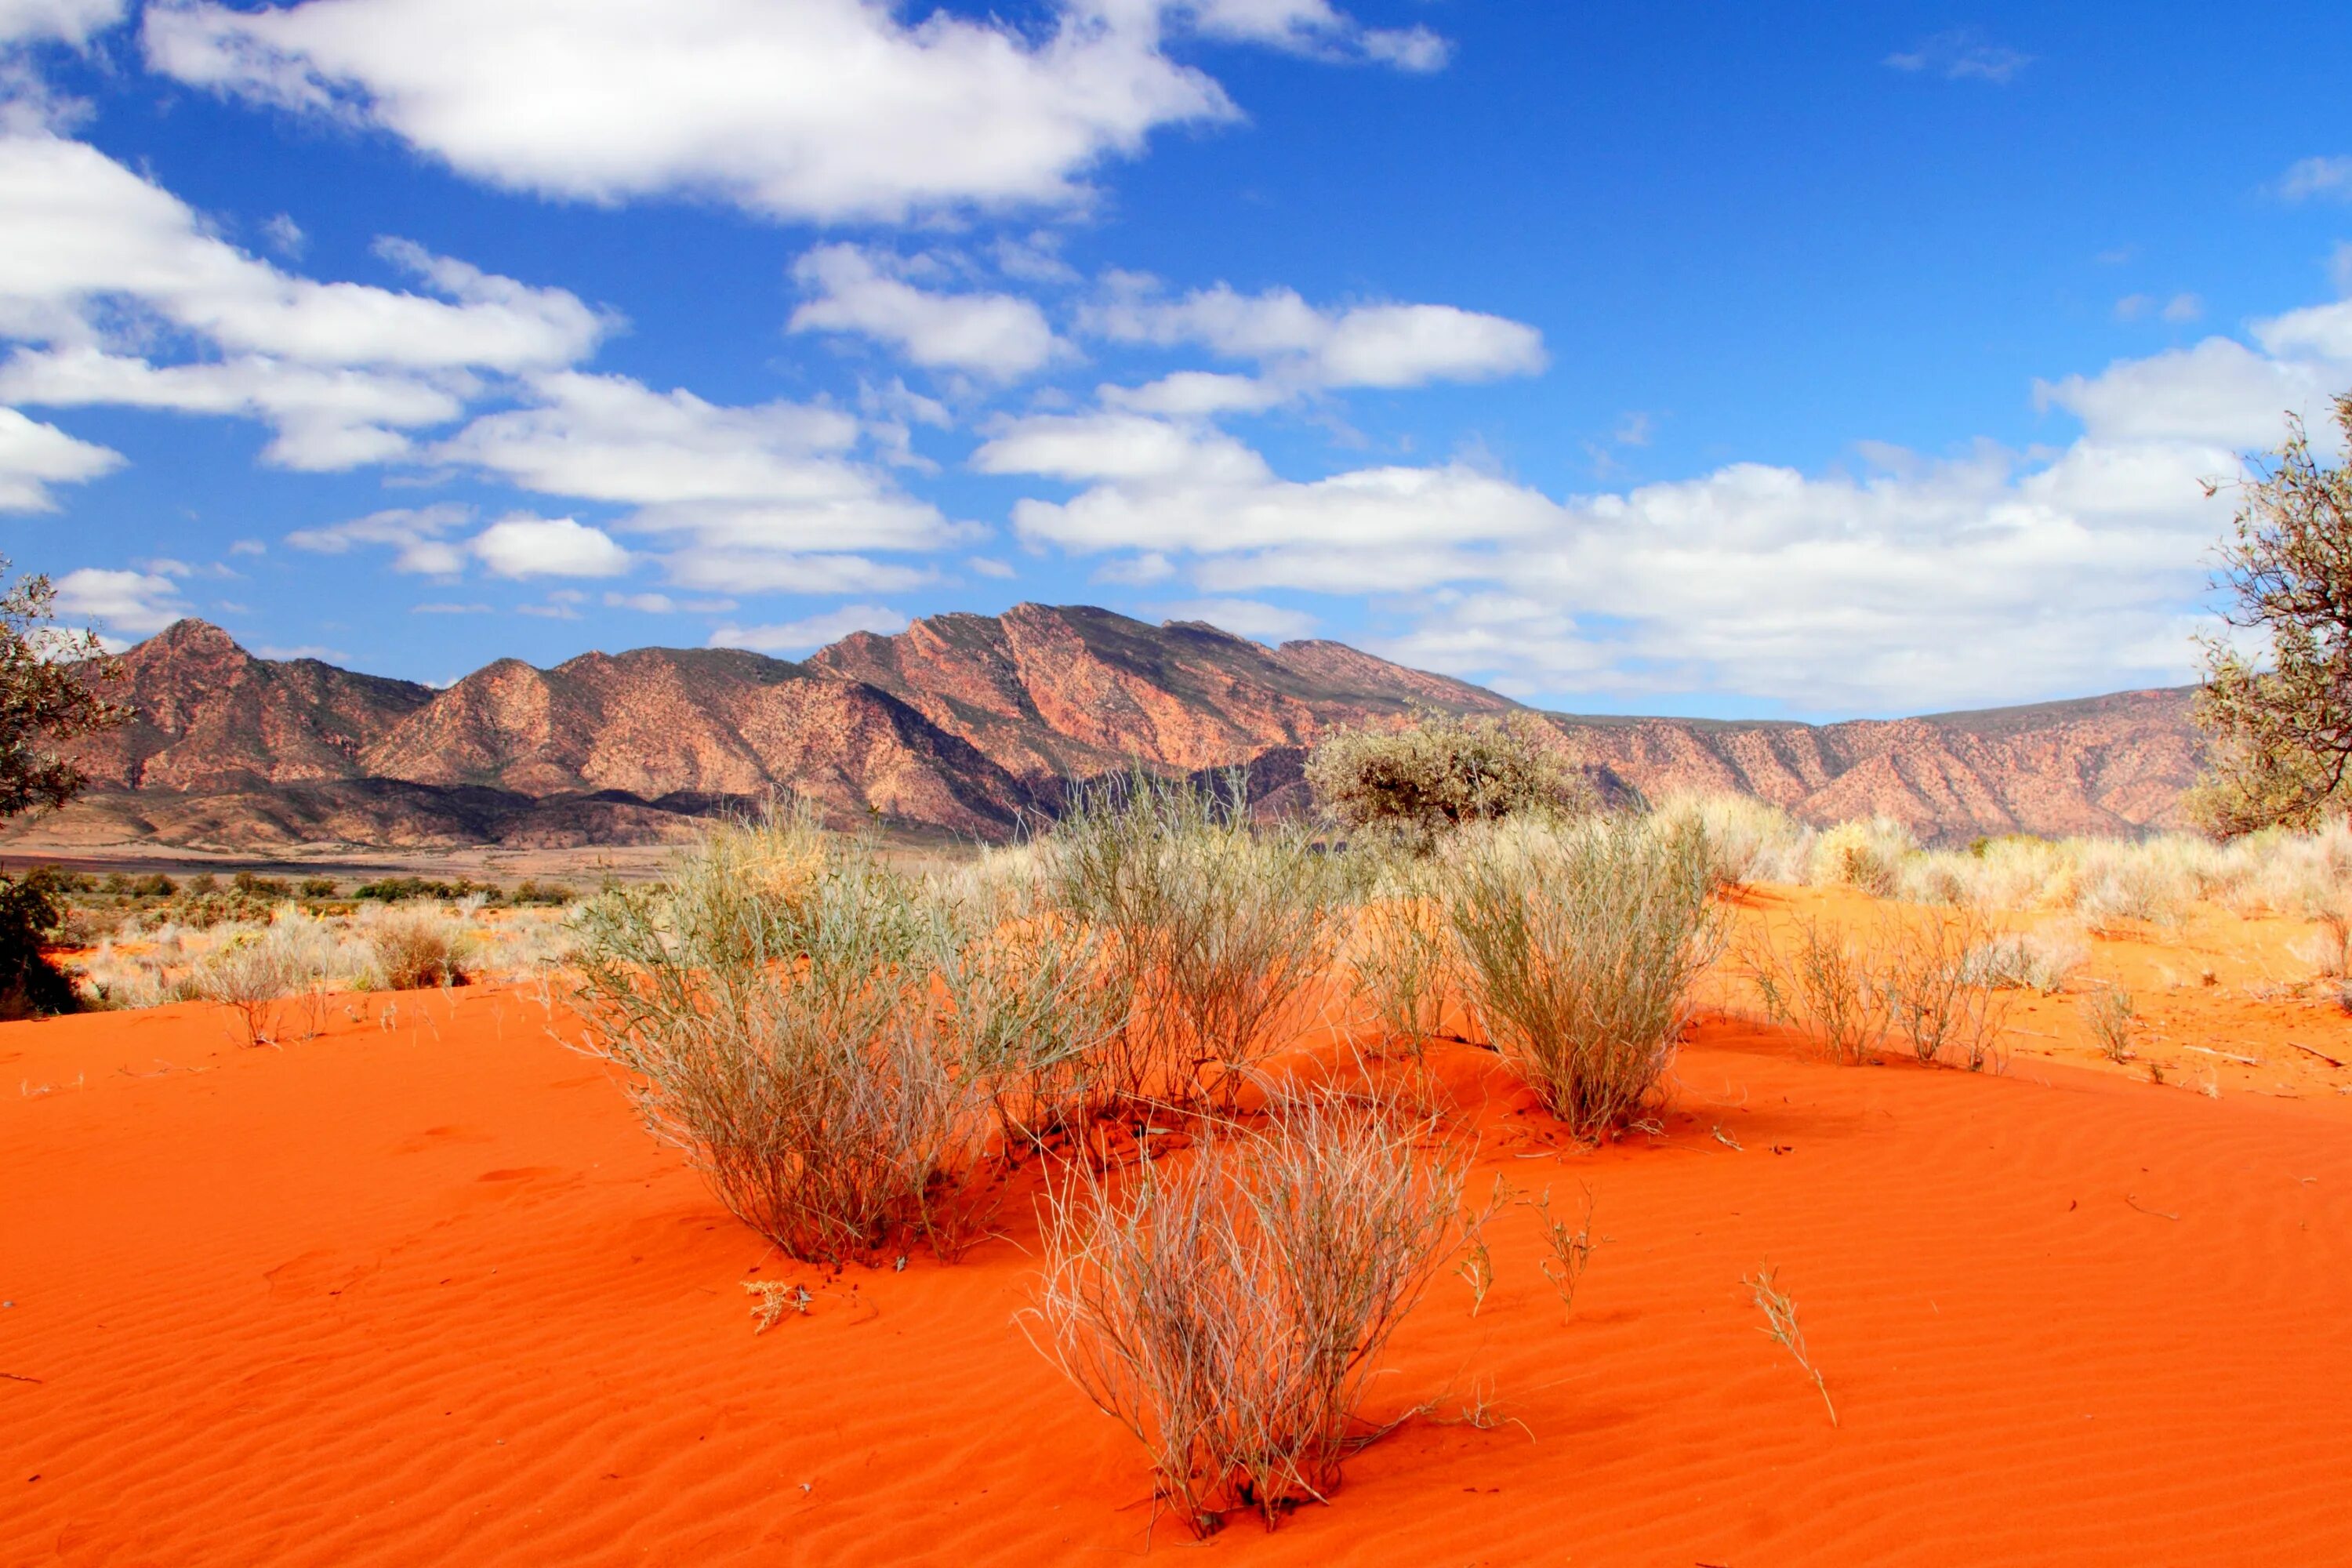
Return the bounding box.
[7,907,2352,1564]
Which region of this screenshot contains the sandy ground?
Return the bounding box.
[5,886,2350,1565]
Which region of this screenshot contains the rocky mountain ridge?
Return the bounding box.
[11,606,2204,851]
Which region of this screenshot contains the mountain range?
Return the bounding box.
[7,604,2205,853]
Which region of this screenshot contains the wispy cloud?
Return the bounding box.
[1885,28,2033,84]
[2278,155,2352,203]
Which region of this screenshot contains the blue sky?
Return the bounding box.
[2,1,2349,719]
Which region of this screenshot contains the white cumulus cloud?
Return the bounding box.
[790,245,1066,379]
[0,0,124,47]
[470,514,631,579]
[1083,279,1544,392]
[143,0,1237,224]
[53,564,187,635]
[0,401,118,509]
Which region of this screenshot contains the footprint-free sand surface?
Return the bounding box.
[7,888,2352,1565]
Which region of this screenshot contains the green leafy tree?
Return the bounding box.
[0,564,126,1015]
[2189,393,2352,836]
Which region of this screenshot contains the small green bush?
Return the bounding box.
[1305,712,1596,848]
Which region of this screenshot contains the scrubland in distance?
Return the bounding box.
[1658,790,2352,927]
[68,897,548,1016]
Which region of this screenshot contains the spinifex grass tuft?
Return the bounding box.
[1445,814,1721,1137]
[1030,1087,1465,1537]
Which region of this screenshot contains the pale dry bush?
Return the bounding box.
[2067,840,2194,930]
[2084,988,2139,1062]
[1809,817,1916,896]
[920,869,1131,1151]
[1744,914,1898,1065]
[1958,923,2088,994]
[1444,813,1720,1135]
[358,904,477,989]
[1650,792,1814,887]
[1044,772,1340,1109]
[1879,908,2012,1070]
[569,805,992,1263]
[191,906,371,1046]
[1031,1087,1465,1537]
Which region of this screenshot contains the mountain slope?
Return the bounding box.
[808,603,1514,784]
[1541,686,2200,841]
[8,607,2208,852]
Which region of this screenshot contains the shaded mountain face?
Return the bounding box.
[11,604,2205,853]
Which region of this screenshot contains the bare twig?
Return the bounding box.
[2287,1039,2347,1069]
[1745,1266,1836,1427]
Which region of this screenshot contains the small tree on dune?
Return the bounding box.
[2189,391,2352,837]
[0,564,125,1015]
[1305,710,1598,849]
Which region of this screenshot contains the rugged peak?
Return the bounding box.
[137,618,248,662]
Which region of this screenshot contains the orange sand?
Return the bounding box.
[7,889,2352,1565]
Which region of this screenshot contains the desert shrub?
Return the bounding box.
[1809,817,1915,896]
[353,874,492,903]
[298,877,338,899]
[1650,792,1815,887]
[2183,390,2352,835]
[2085,989,2139,1062]
[569,805,991,1263]
[2068,840,2190,930]
[1044,772,1339,1109]
[191,907,366,1045]
[1959,924,2088,994]
[1878,909,2012,1070]
[1305,712,1596,849]
[1031,1088,1465,1537]
[1342,856,1456,1057]
[363,907,475,989]
[1744,914,1898,1065]
[0,869,76,1019]
[921,873,1131,1149]
[1444,814,1720,1135]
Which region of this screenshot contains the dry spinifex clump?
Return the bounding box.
[1042,770,1341,1111]
[569,804,999,1264]
[1444,814,1722,1136]
[1030,1087,1465,1537]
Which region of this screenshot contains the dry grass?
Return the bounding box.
[1341,858,1456,1058]
[1746,909,2016,1070]
[2085,988,2140,1062]
[1444,814,1720,1137]
[365,906,476,989]
[1530,1183,1601,1316]
[1959,924,2088,995]
[1744,914,1897,1065]
[1746,1265,1835,1426]
[192,915,335,1048]
[1044,771,1339,1110]
[568,805,993,1264]
[1029,1087,1465,1537]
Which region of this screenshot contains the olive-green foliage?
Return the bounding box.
[0,562,125,822]
[2190,390,2352,836]
[1305,712,1597,848]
